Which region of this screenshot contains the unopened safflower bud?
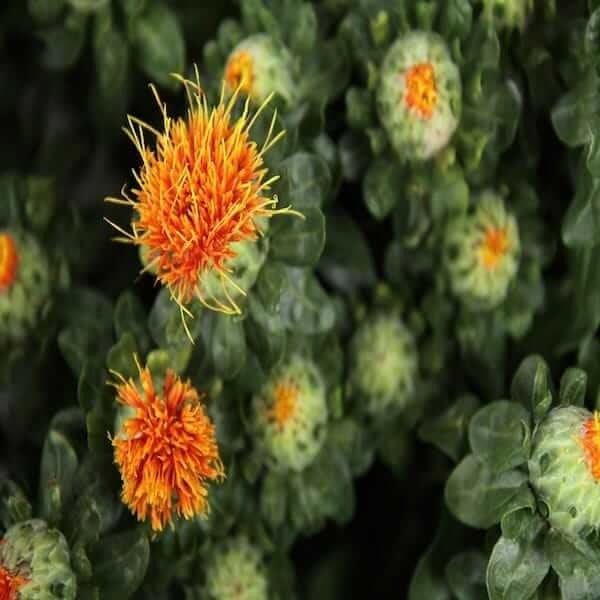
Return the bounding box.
[0,230,51,344]
[348,315,418,415]
[252,356,327,472]
[529,406,600,538]
[444,191,520,310]
[377,31,461,161]
[225,34,296,105]
[0,519,76,599]
[205,536,268,600]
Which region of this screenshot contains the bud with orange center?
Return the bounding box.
[106,70,298,333]
[530,406,600,537]
[252,356,327,471]
[444,191,520,310]
[224,34,296,105]
[111,363,224,532]
[377,31,461,160]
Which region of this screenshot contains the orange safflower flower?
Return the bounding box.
[106,71,291,321]
[111,364,224,532]
[0,562,28,600]
[404,63,438,120]
[0,233,18,291]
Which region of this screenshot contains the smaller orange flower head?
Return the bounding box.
[268,381,298,429]
[0,234,18,291]
[106,72,288,316]
[112,365,224,532]
[404,63,438,119]
[581,413,600,480]
[479,226,510,271]
[0,562,28,600]
[225,51,255,96]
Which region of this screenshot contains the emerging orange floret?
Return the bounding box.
[106,73,286,315]
[479,226,510,271]
[269,381,298,428]
[581,413,600,480]
[225,51,255,96]
[0,234,18,291]
[0,563,28,600]
[112,366,224,532]
[404,63,438,120]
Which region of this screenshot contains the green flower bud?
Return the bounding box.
[252,355,327,471]
[377,31,461,161]
[349,314,418,415]
[481,0,533,31]
[529,407,600,538]
[0,230,51,344]
[224,34,296,105]
[205,536,268,600]
[444,191,520,310]
[0,519,76,599]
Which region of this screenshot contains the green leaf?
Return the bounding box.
[510,355,553,423]
[445,551,487,600]
[41,12,87,69]
[28,0,65,24]
[106,332,139,379]
[67,0,108,11]
[39,430,78,524]
[559,368,587,406]
[210,314,247,380]
[130,3,185,89]
[445,455,528,529]
[562,170,600,247]
[545,529,600,600]
[468,401,530,473]
[439,0,472,41]
[0,478,32,529]
[363,158,401,220]
[276,152,331,209]
[486,532,549,600]
[89,529,150,598]
[246,293,286,370]
[270,207,326,267]
[328,418,375,477]
[114,291,151,354]
[260,471,287,529]
[419,395,480,462]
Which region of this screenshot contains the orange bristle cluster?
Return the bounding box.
[581,413,600,480]
[269,381,298,428]
[106,72,288,318]
[225,51,255,96]
[0,563,27,600]
[479,226,510,271]
[0,234,18,291]
[112,365,224,532]
[404,63,438,119]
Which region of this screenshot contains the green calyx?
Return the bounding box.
[0,519,76,599]
[377,31,461,161]
[349,314,418,416]
[205,536,268,600]
[225,34,297,105]
[252,355,328,472]
[0,229,51,345]
[444,190,520,311]
[529,406,600,538]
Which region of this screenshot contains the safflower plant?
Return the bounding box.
[3,0,600,598]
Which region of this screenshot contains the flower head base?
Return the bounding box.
[349,315,418,416]
[529,407,600,538]
[0,234,18,291]
[377,31,461,161]
[482,0,533,31]
[112,364,223,532]
[252,356,327,472]
[205,536,268,600]
[405,63,437,119]
[224,34,296,105]
[107,72,292,320]
[0,519,76,600]
[445,191,520,310]
[0,230,51,345]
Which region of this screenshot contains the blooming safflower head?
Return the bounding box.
[377,31,461,161]
[106,71,292,321]
[224,34,296,105]
[111,363,224,532]
[0,230,51,345]
[529,406,600,538]
[0,519,76,599]
[444,191,520,310]
[205,536,268,600]
[481,0,533,31]
[349,315,418,416]
[252,356,327,472]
